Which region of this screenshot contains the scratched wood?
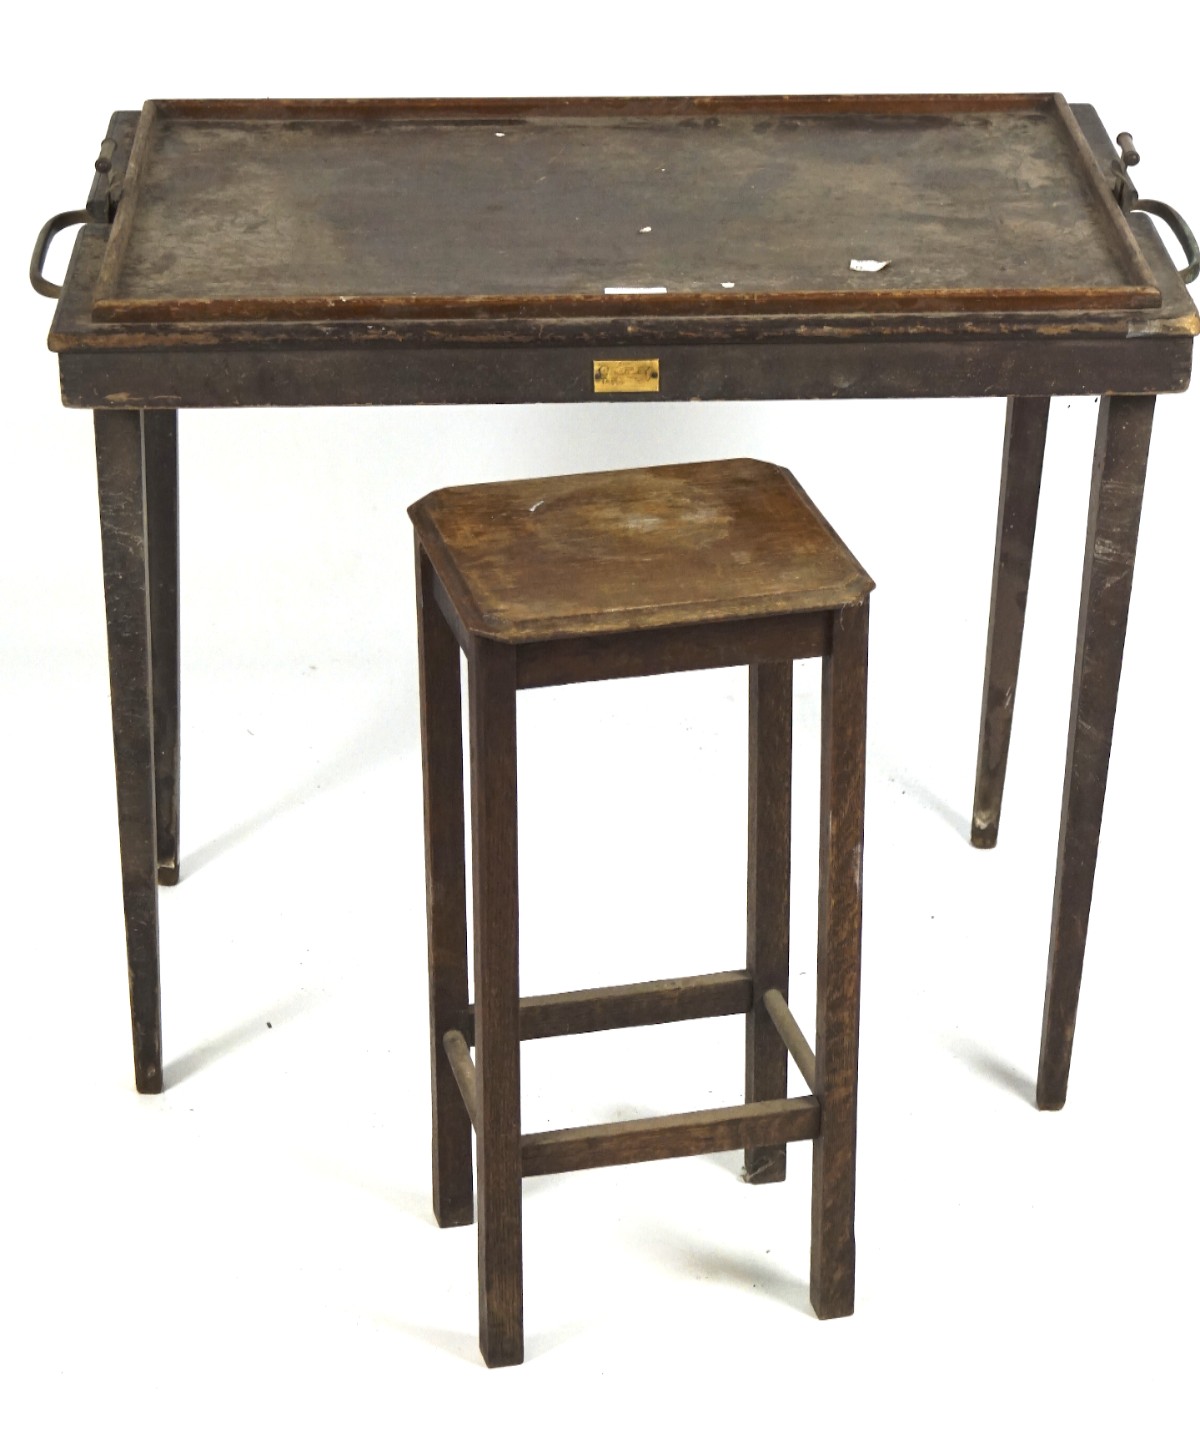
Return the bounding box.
[744,661,794,1185]
[414,457,875,1363]
[971,396,1051,849]
[409,459,872,642]
[95,409,163,1093]
[810,600,869,1320]
[91,95,1159,322]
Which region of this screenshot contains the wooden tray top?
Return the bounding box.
[92,95,1161,323]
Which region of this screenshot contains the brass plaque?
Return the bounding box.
[593,358,660,393]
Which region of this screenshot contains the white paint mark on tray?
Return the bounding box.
[529,500,545,513]
[639,225,652,233]
[721,281,735,289]
[849,258,890,272]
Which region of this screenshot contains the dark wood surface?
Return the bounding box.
[144,411,180,884]
[512,610,831,690]
[810,601,869,1319]
[764,987,818,1092]
[94,411,162,1094]
[453,970,754,1045]
[417,540,474,1229]
[744,661,794,1184]
[47,98,1197,1124]
[971,396,1051,849]
[467,638,523,1367]
[414,458,872,1362]
[522,1097,822,1177]
[410,459,872,641]
[1037,395,1156,1110]
[92,95,1157,322]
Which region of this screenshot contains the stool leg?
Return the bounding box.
[468,638,524,1367]
[744,661,793,1185]
[416,541,473,1228]
[811,601,868,1320]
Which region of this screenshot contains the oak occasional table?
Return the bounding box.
[35,95,1199,1108]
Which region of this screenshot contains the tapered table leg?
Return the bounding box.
[144,411,181,885]
[95,410,162,1094]
[1037,395,1155,1111]
[744,661,793,1185]
[415,540,473,1228]
[972,396,1051,849]
[811,601,868,1320]
[468,638,523,1367]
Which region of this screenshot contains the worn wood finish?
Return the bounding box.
[1037,395,1156,1110]
[810,600,869,1320]
[514,612,828,690]
[443,1030,480,1132]
[454,970,753,1046]
[91,96,1158,323]
[57,330,1195,412]
[468,638,523,1367]
[763,987,818,1093]
[95,409,162,1094]
[144,410,180,883]
[971,396,1051,848]
[414,459,875,1361]
[744,662,794,1185]
[48,98,1195,1118]
[411,461,871,642]
[522,1097,822,1178]
[416,539,473,1228]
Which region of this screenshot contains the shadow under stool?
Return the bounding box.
[409,457,873,1366]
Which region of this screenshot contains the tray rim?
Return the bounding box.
[90,92,1163,325]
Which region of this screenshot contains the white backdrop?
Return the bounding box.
[4,6,1197,1432]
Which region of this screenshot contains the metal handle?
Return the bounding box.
[29,209,90,298]
[1132,197,1200,285]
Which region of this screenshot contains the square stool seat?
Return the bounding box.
[411,457,873,1366]
[410,458,872,644]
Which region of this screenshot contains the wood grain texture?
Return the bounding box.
[744,662,794,1185]
[416,539,473,1227]
[90,96,1158,322]
[1037,395,1155,1110]
[57,330,1195,411]
[144,410,180,883]
[48,116,1200,359]
[468,638,523,1367]
[410,460,872,642]
[454,970,753,1046]
[971,396,1051,849]
[409,456,879,1359]
[763,988,818,1093]
[522,1097,822,1177]
[514,612,828,689]
[95,410,162,1094]
[443,1030,480,1132]
[810,601,869,1320]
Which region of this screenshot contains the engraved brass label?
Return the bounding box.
[593,358,660,393]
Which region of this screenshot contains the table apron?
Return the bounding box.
[59,336,1192,410]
